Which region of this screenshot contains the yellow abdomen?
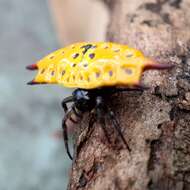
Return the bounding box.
[27,42,169,89]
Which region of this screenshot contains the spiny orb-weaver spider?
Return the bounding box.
[27,42,173,160]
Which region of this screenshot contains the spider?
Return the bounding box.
[26,42,173,160]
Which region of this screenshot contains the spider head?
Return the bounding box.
[72,89,95,112]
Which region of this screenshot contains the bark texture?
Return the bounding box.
[68,0,190,189]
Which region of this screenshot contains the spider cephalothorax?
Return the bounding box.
[26,42,173,159]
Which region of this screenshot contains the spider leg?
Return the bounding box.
[61,96,75,160]
[72,105,83,119]
[76,112,96,157]
[84,112,96,141]
[115,84,149,93]
[95,97,112,145]
[62,102,83,160]
[61,96,74,113]
[96,108,112,145]
[62,110,73,160]
[106,109,131,152]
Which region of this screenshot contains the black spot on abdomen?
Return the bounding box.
[81,44,94,55]
[89,53,95,59]
[72,53,79,59]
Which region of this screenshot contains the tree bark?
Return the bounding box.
[68,0,190,189]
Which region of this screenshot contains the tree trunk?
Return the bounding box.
[68,0,190,189]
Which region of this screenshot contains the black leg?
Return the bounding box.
[71,106,83,118]
[84,112,96,139]
[76,112,96,157]
[107,109,131,152]
[62,111,73,160]
[96,107,112,145]
[95,96,113,145]
[61,96,74,113]
[114,84,149,93]
[62,103,84,160]
[61,96,75,160]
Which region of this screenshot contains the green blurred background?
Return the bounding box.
[0,0,108,189]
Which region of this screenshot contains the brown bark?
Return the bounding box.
[68,0,190,189]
